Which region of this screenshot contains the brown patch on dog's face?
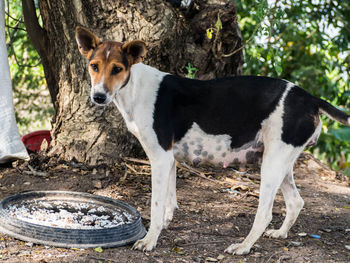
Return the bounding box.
[75,26,146,105]
[88,41,131,94]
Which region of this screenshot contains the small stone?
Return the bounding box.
[92,180,102,189]
[345,245,350,250]
[205,257,218,262]
[345,229,350,232]
[25,242,33,247]
[23,182,31,186]
[321,228,332,233]
[290,241,302,247]
[192,256,201,262]
[298,232,307,237]
[217,254,225,260]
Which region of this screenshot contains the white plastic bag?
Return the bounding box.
[0,0,29,163]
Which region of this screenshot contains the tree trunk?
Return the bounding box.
[24,0,243,165]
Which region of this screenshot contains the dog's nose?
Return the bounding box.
[93,93,107,104]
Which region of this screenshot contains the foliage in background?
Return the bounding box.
[5,0,52,135]
[5,0,350,173]
[236,0,350,173]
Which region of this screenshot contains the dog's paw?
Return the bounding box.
[132,235,157,252]
[224,243,251,255]
[264,229,288,239]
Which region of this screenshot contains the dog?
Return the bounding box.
[75,26,350,255]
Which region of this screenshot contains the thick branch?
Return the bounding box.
[22,0,46,57]
[21,0,58,110]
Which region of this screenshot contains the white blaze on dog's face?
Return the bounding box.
[75,26,146,105]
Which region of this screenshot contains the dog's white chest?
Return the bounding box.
[173,123,263,167]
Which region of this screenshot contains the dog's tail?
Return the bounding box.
[316,98,350,126]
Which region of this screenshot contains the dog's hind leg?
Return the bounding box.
[264,167,304,239]
[163,160,178,229]
[133,149,175,251]
[225,142,303,255]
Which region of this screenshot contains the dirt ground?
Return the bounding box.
[0,152,350,263]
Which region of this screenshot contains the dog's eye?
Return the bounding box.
[90,64,98,72]
[111,66,122,75]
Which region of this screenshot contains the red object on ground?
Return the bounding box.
[21,130,51,152]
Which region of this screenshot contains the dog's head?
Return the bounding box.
[75,26,146,105]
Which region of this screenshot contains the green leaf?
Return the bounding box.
[256,0,268,20]
[185,63,198,79]
[329,127,350,141]
[274,60,283,75]
[266,49,273,61]
[172,246,185,255]
[94,247,103,253]
[215,15,223,31]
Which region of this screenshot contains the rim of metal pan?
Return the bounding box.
[0,190,146,248]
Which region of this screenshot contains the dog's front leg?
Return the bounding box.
[133,150,174,251]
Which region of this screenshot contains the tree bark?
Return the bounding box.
[25,0,243,165]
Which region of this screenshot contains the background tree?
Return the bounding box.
[20,0,244,165]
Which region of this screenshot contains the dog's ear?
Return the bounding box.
[122,40,147,65]
[75,26,100,58]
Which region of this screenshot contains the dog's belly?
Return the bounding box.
[173,123,264,167]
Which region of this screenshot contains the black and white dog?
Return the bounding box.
[75,26,350,255]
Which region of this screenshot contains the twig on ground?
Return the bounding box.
[266,251,283,263]
[23,165,48,177]
[123,157,150,165]
[236,191,249,200]
[243,173,261,181]
[178,240,227,247]
[177,162,220,185]
[123,157,257,194]
[124,163,138,174]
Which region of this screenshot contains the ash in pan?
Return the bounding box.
[5,200,136,229]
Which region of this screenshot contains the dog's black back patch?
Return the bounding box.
[153,75,287,151]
